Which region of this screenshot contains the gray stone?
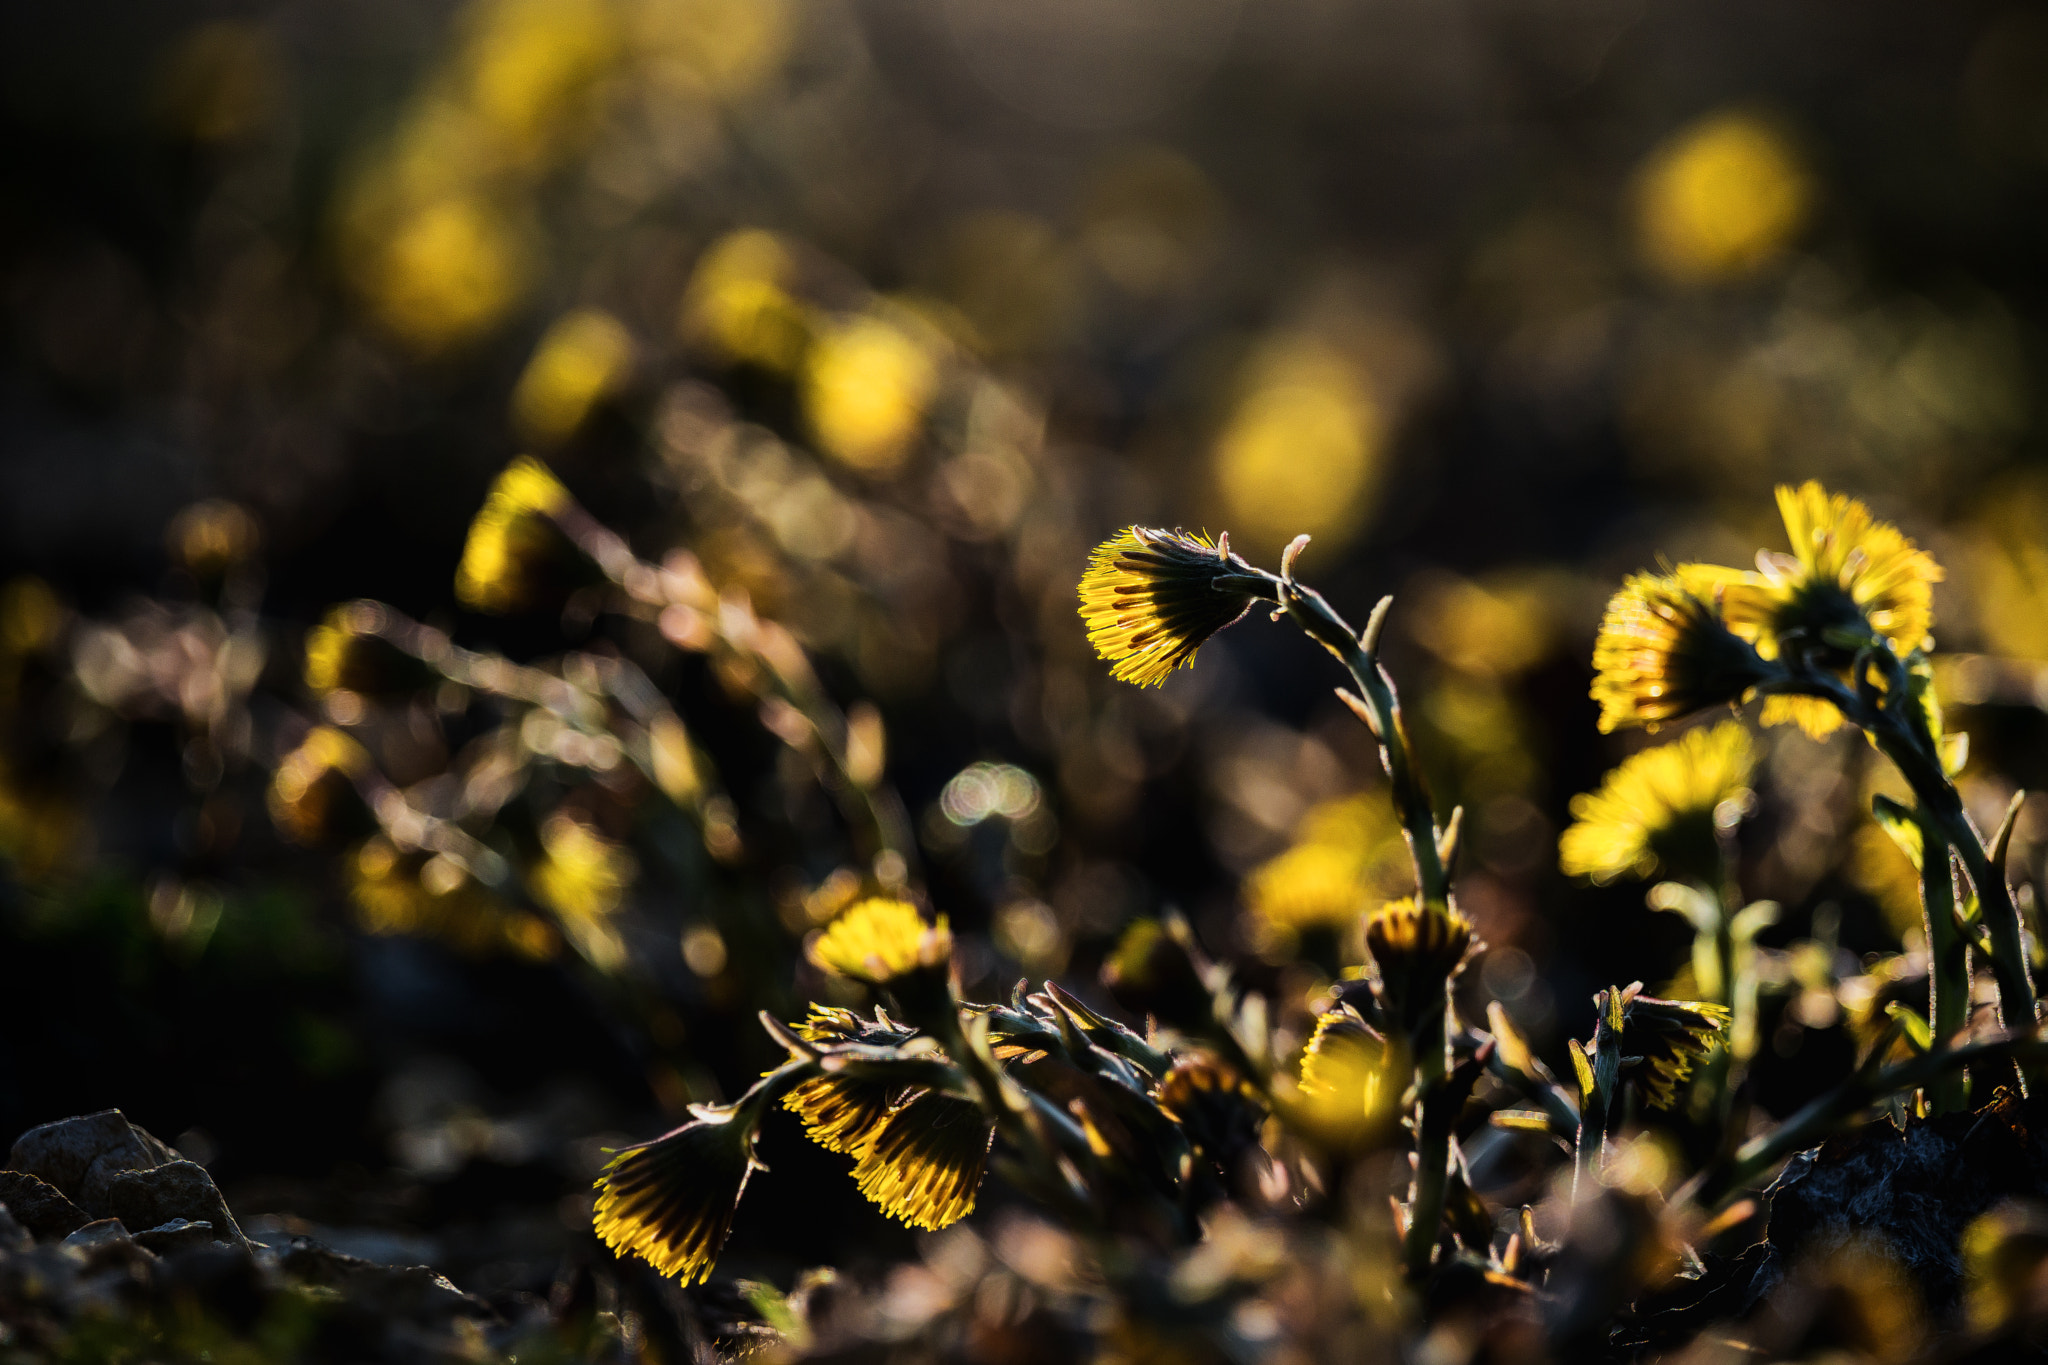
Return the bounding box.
[8,1110,171,1209]
[133,1218,217,1256]
[105,1161,246,1248]
[0,1170,89,1242]
[61,1218,133,1252]
[278,1237,493,1321]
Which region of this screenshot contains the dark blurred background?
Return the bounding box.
[3,0,2048,1300]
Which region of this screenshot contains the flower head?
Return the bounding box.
[1363,897,1478,1035]
[455,457,575,613]
[593,1105,762,1283]
[304,601,429,699]
[1736,481,1942,656]
[780,1005,919,1158]
[1242,794,1410,938]
[268,726,370,845]
[1560,720,1754,885]
[1290,1007,1396,1145]
[808,897,951,986]
[1604,985,1731,1110]
[1079,528,1256,687]
[850,1092,993,1230]
[1591,566,1771,733]
[1152,1053,1265,1168]
[1722,482,1943,739]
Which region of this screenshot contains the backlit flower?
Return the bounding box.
[808,897,951,986]
[1722,482,1943,739]
[849,1092,993,1230]
[593,1105,762,1283]
[455,457,574,613]
[1078,527,1255,687]
[1363,897,1478,1034]
[1559,720,1754,885]
[1604,985,1731,1110]
[1590,566,1770,733]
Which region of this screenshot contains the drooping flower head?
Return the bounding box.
[1590,566,1770,733]
[780,1005,920,1158]
[303,602,427,699]
[1152,1052,1265,1170]
[1079,528,1256,687]
[593,1104,762,1283]
[268,726,371,845]
[1559,720,1754,885]
[808,897,952,986]
[849,1092,993,1230]
[1601,985,1731,1110]
[455,457,575,613]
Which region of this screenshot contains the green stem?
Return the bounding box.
[1919,820,1970,1115]
[1268,579,1448,909]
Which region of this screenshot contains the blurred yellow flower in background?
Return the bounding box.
[1213,334,1383,554]
[455,457,573,613]
[354,195,533,353]
[1559,720,1753,884]
[1635,110,1811,284]
[809,897,951,985]
[531,813,634,969]
[681,230,811,372]
[802,313,939,475]
[511,309,636,444]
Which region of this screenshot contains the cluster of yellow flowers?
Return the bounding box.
[1591,481,1941,737]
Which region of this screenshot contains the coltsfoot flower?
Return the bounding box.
[592,1104,762,1283]
[808,897,952,986]
[1721,481,1944,738]
[1590,566,1770,733]
[1559,720,1754,885]
[455,457,574,613]
[849,1092,993,1230]
[1078,527,1256,687]
[1602,985,1731,1110]
[781,1005,921,1158]
[1363,897,1478,1033]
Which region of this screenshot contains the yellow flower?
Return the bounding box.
[1243,794,1411,936]
[531,814,634,971]
[779,1005,910,1158]
[1078,527,1255,688]
[1590,566,1768,733]
[510,308,634,444]
[1606,986,1731,1110]
[802,313,936,476]
[1244,843,1367,932]
[1723,482,1944,739]
[593,1106,761,1283]
[1363,897,1477,1033]
[303,602,422,698]
[1291,1007,1396,1145]
[850,1092,993,1230]
[268,727,370,845]
[1634,110,1810,284]
[454,456,574,612]
[1559,720,1754,885]
[808,897,952,985]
